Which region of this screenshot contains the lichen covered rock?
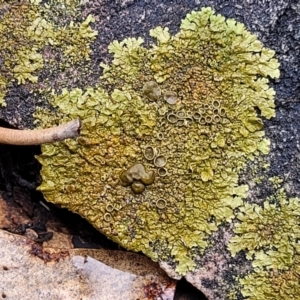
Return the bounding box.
[36,7,280,275]
[0,0,96,107]
[228,187,300,300]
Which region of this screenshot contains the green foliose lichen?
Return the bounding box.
[228,189,300,269]
[0,0,96,106]
[228,184,300,299]
[35,7,280,275]
[239,256,300,300]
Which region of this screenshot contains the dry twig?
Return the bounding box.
[0,119,81,145]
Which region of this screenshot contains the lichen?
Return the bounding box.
[35,7,279,275]
[228,178,300,299]
[0,0,96,106]
[239,257,300,300]
[228,189,300,269]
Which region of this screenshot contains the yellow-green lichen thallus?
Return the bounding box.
[36,7,280,276]
[228,186,300,300]
[0,0,96,106]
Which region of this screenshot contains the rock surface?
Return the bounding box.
[0,229,176,300]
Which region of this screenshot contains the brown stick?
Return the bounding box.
[0,119,81,145]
